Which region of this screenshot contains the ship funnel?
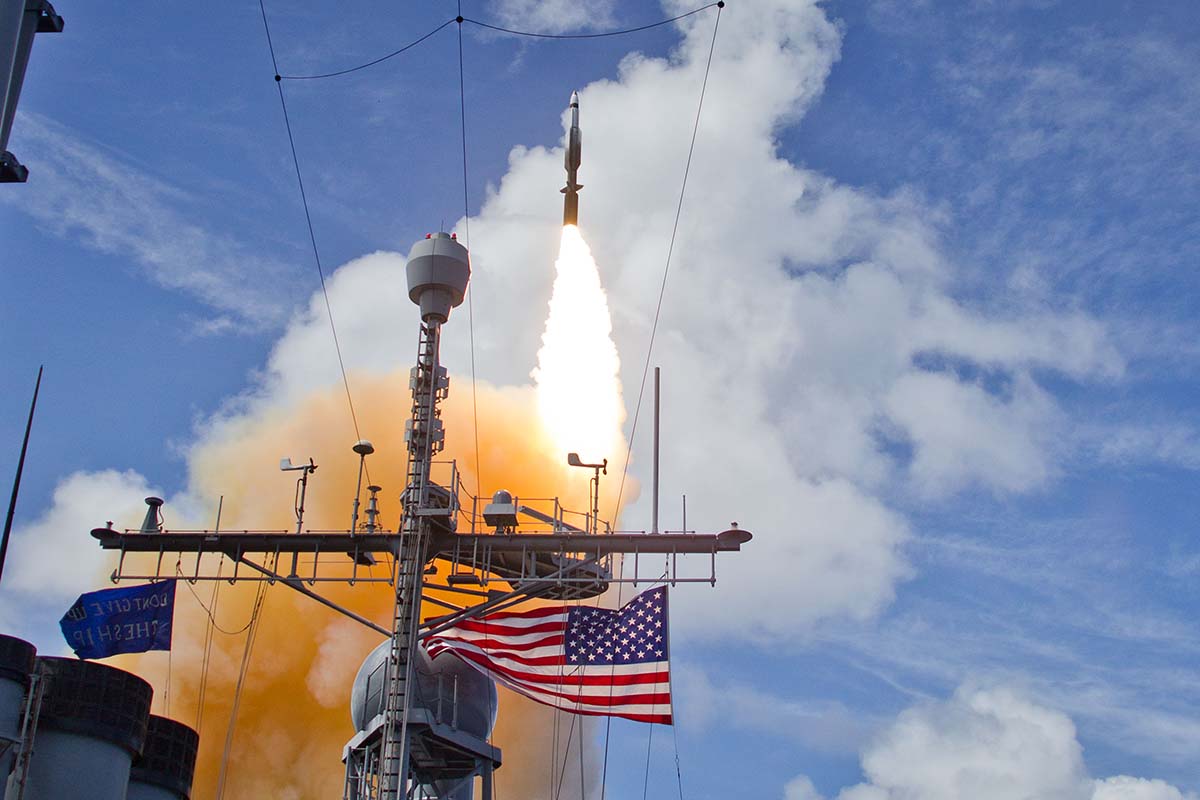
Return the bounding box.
[128,715,200,800]
[139,497,164,534]
[23,657,153,800]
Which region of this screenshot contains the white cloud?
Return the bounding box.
[1,113,300,329]
[785,775,827,800]
[678,665,877,755]
[884,370,1058,496]
[0,469,157,654]
[786,686,1195,800]
[2,469,156,597]
[488,0,616,34]
[1094,777,1197,800]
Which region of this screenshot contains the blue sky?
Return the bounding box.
[3,1,1200,798]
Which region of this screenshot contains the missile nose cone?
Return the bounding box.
[570,90,579,108]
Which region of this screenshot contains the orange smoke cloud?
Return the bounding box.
[115,229,634,798]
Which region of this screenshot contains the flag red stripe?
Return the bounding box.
[422,587,673,725]
[436,647,671,707]
[427,639,667,686]
[454,618,567,636]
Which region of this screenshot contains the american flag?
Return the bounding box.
[424,586,672,724]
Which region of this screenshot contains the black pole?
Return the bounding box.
[0,365,42,584]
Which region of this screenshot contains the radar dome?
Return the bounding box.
[349,639,497,738]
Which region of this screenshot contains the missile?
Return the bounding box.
[561,90,582,226]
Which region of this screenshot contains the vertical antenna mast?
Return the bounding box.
[376,232,470,800]
[653,366,660,534]
[1,364,42,584]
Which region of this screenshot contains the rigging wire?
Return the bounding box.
[611,2,723,523]
[194,557,223,735]
[602,1,723,791]
[280,18,455,80]
[461,3,720,40]
[257,0,371,485]
[455,12,484,501]
[215,557,274,800]
[642,723,655,800]
[196,497,225,734]
[178,564,255,636]
[270,3,720,84]
[453,12,497,798]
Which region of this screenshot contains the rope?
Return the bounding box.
[455,12,484,500]
[164,638,172,719]
[214,560,273,799]
[280,18,455,80]
[194,559,221,734]
[257,0,371,486]
[462,3,720,40]
[612,1,723,521]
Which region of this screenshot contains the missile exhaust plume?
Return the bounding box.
[533,225,624,470]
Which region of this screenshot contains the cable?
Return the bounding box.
[280,18,455,80]
[612,2,723,522]
[671,704,686,800]
[215,559,273,800]
[642,723,654,800]
[604,4,726,785]
[272,3,721,84]
[455,10,484,501]
[257,0,370,483]
[194,555,225,734]
[462,3,720,40]
[178,565,255,636]
[164,640,172,719]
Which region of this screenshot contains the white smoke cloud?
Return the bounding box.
[787,685,1196,800]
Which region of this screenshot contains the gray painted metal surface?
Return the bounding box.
[22,730,132,800]
[405,232,470,323]
[351,641,497,738]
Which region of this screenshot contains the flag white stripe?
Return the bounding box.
[430,627,565,648]
[427,637,669,678]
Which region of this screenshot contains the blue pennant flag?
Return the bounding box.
[59,580,176,660]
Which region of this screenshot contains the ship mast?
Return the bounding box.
[90,230,752,800]
[377,232,467,798]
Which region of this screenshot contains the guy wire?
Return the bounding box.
[257,0,372,486]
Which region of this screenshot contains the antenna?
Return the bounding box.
[139,497,164,534]
[566,453,607,534]
[280,456,317,577]
[350,440,375,533]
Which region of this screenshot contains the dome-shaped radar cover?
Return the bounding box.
[405,232,470,322]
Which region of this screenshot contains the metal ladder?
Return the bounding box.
[5,667,44,800]
[378,319,447,799]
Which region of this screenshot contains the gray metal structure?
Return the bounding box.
[20,657,152,800]
[89,231,752,799]
[0,0,62,183]
[127,715,200,800]
[0,636,35,800]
